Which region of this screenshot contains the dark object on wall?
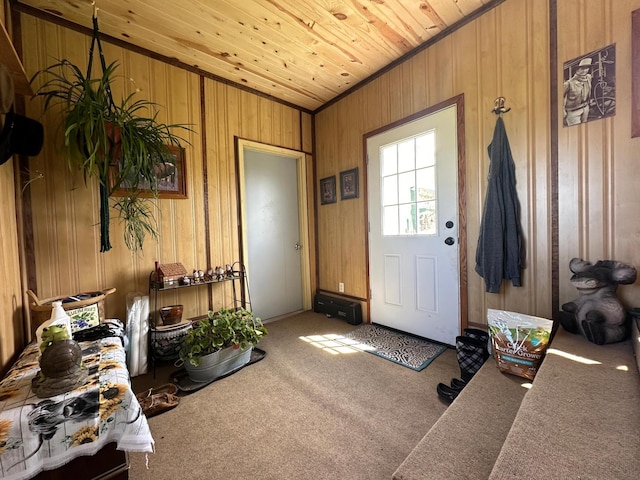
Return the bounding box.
[313,293,362,325]
[320,175,337,204]
[340,167,359,200]
[562,44,616,127]
[559,257,637,345]
[0,106,44,165]
[110,144,188,199]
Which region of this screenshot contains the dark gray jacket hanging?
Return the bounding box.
[475,117,523,293]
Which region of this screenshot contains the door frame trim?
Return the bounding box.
[236,138,312,311]
[362,94,467,331]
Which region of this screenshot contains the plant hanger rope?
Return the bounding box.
[88,10,113,252]
[32,1,191,253]
[87,8,117,114]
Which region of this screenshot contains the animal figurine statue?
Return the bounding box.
[559,257,637,344]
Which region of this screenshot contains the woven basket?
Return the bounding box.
[27,288,116,340]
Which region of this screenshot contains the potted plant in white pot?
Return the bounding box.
[178,308,267,383]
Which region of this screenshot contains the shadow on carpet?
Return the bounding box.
[341,324,447,371]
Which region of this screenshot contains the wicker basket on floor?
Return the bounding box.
[27,288,116,340]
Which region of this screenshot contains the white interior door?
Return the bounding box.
[239,142,311,321]
[367,105,460,345]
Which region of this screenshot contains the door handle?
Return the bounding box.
[294,242,302,250]
[444,237,455,246]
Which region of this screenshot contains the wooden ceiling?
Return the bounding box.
[14,0,502,112]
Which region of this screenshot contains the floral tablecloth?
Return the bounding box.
[0,336,154,479]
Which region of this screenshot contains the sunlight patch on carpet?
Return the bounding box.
[300,324,447,371]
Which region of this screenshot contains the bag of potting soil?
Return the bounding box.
[487,309,553,381]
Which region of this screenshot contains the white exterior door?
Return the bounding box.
[367,105,460,345]
[242,147,307,321]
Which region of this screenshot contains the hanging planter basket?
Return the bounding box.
[31,10,190,253]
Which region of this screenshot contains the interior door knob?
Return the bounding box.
[294,242,302,250]
[444,237,455,246]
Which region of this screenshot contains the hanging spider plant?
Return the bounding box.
[113,194,158,253]
[30,15,189,252]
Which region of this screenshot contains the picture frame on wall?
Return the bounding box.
[320,176,337,205]
[562,44,616,127]
[110,145,188,199]
[340,168,359,200]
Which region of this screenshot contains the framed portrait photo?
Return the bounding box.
[562,44,616,127]
[320,176,337,205]
[340,168,359,200]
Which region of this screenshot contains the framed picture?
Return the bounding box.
[340,168,359,200]
[110,145,188,199]
[320,176,337,205]
[562,44,616,127]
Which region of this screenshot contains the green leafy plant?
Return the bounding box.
[30,15,190,253]
[179,308,267,367]
[113,194,158,252]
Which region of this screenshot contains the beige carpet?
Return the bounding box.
[129,311,459,480]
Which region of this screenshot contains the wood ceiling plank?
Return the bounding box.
[16,0,499,110]
[105,0,358,98]
[209,0,403,79]
[24,0,333,108]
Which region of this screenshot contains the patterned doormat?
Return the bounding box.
[341,324,448,371]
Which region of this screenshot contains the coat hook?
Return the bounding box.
[492,96,511,115]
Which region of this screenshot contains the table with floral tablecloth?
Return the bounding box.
[0,335,154,479]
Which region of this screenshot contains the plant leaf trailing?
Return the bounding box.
[113,195,158,253]
[179,308,267,367]
[30,14,191,253]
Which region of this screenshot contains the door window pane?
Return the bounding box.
[416,131,435,168]
[417,201,437,234]
[416,167,435,200]
[381,131,438,237]
[398,171,415,204]
[382,176,398,206]
[381,145,398,176]
[398,139,415,172]
[383,206,399,235]
[399,204,415,234]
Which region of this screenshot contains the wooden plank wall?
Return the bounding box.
[5,0,640,372]
[315,0,553,326]
[13,15,312,355]
[316,0,640,327]
[0,107,25,371]
[557,0,640,309]
[0,2,27,373]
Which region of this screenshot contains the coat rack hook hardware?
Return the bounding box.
[492,96,511,115]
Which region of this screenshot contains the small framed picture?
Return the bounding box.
[340,168,359,200]
[320,176,337,205]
